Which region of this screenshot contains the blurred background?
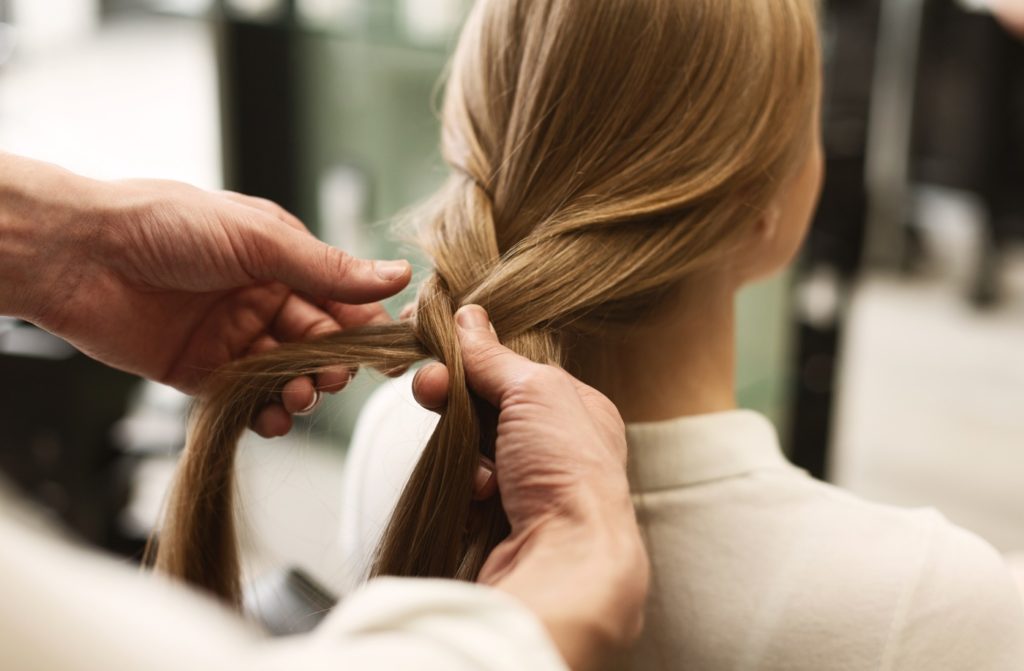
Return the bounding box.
[0,0,1021,614]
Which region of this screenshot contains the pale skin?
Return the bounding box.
[0,153,647,671]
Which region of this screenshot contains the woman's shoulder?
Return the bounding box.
[890,513,1024,668]
[697,464,1023,620]
[638,468,1024,669]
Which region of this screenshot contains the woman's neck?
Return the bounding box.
[570,279,738,424]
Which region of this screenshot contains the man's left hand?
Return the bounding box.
[3,156,411,437]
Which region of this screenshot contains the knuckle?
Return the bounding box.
[464,341,503,373]
[256,197,291,220]
[322,246,355,280]
[239,221,278,277]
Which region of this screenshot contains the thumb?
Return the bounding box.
[455,305,537,407]
[258,224,412,303]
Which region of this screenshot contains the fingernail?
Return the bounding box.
[294,390,321,416]
[474,461,495,494]
[332,369,355,392]
[456,305,489,330]
[375,259,410,281]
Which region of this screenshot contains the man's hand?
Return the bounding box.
[0,155,411,436]
[411,306,649,671]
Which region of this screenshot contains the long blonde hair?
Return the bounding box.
[153,0,821,604]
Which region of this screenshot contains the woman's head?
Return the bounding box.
[153,0,822,604]
[423,0,822,332]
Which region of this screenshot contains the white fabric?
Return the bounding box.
[0,482,567,671]
[341,376,1024,670]
[1008,553,1024,597]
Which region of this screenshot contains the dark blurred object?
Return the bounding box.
[788,0,1024,479]
[215,0,304,217]
[244,567,336,636]
[0,321,143,556]
[912,2,1024,307]
[787,0,881,479]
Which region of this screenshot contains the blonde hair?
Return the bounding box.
[153,0,821,604]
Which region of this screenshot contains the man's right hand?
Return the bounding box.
[413,305,649,671]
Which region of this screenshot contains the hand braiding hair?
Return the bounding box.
[152,0,821,605]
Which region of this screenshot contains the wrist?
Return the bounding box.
[0,154,107,325]
[491,499,648,670]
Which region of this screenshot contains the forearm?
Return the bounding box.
[0,153,101,323]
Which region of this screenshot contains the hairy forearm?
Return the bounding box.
[0,153,101,323]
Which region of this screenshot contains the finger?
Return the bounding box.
[169,284,290,392]
[318,300,403,376]
[412,362,450,411]
[250,222,412,304]
[272,294,342,343]
[319,300,393,330]
[266,297,358,396]
[317,366,355,394]
[399,302,416,321]
[294,390,321,417]
[249,327,350,396]
[472,457,498,501]
[253,404,293,438]
[282,376,319,415]
[455,305,539,407]
[247,334,279,356]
